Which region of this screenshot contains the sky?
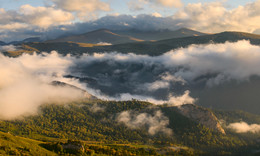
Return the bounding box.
[0,0,259,41]
[0,0,255,17]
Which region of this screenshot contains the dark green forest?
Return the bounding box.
[0,99,260,155]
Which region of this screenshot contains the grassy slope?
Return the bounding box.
[0,131,56,155]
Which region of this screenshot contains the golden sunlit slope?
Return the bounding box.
[0,131,56,155]
[6,44,39,56]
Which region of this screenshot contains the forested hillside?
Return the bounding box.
[1,100,259,155]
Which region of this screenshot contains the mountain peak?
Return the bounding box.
[89,28,111,33]
[176,27,192,31]
[178,104,226,134]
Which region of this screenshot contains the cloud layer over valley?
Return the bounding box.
[0,52,85,120]
[2,40,260,119]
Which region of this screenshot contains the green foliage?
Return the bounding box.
[0,131,56,155]
[0,100,259,155]
[213,109,260,124]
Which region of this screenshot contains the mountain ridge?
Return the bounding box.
[114,27,207,41]
[12,30,260,57]
[46,28,144,44]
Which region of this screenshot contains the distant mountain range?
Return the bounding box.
[3,28,260,50]
[114,28,207,41]
[46,29,144,44]
[0,41,6,45]
[45,27,207,44]
[18,30,260,56]
[0,37,42,45]
[0,27,207,46]
[105,31,260,55]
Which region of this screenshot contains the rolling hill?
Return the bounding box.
[20,31,260,56]
[46,29,144,44]
[0,41,6,46]
[104,31,260,55]
[114,27,207,41]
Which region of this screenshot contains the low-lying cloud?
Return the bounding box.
[2,40,260,119]
[0,52,85,120]
[143,72,185,91]
[116,110,172,135]
[0,45,17,51]
[96,42,112,46]
[113,91,195,106]
[71,40,260,87]
[227,122,260,133]
[90,103,105,113]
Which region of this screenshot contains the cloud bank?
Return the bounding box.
[173,1,260,33]
[71,40,260,87]
[0,49,197,119]
[117,110,172,135]
[51,0,110,20]
[227,122,260,133]
[0,5,74,30]
[0,45,17,51]
[0,52,85,120]
[2,40,260,119]
[111,91,195,106]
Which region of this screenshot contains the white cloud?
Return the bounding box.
[0,23,29,31]
[96,42,112,46]
[144,72,185,91]
[19,5,74,29]
[168,90,195,106]
[227,121,260,133]
[51,0,110,20]
[0,51,85,120]
[0,5,74,31]
[145,0,183,8]
[2,1,260,42]
[152,12,162,17]
[90,103,105,112]
[161,40,260,83]
[173,0,260,33]
[108,91,195,106]
[117,110,172,135]
[75,40,260,86]
[128,0,182,12]
[3,40,260,119]
[0,45,18,51]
